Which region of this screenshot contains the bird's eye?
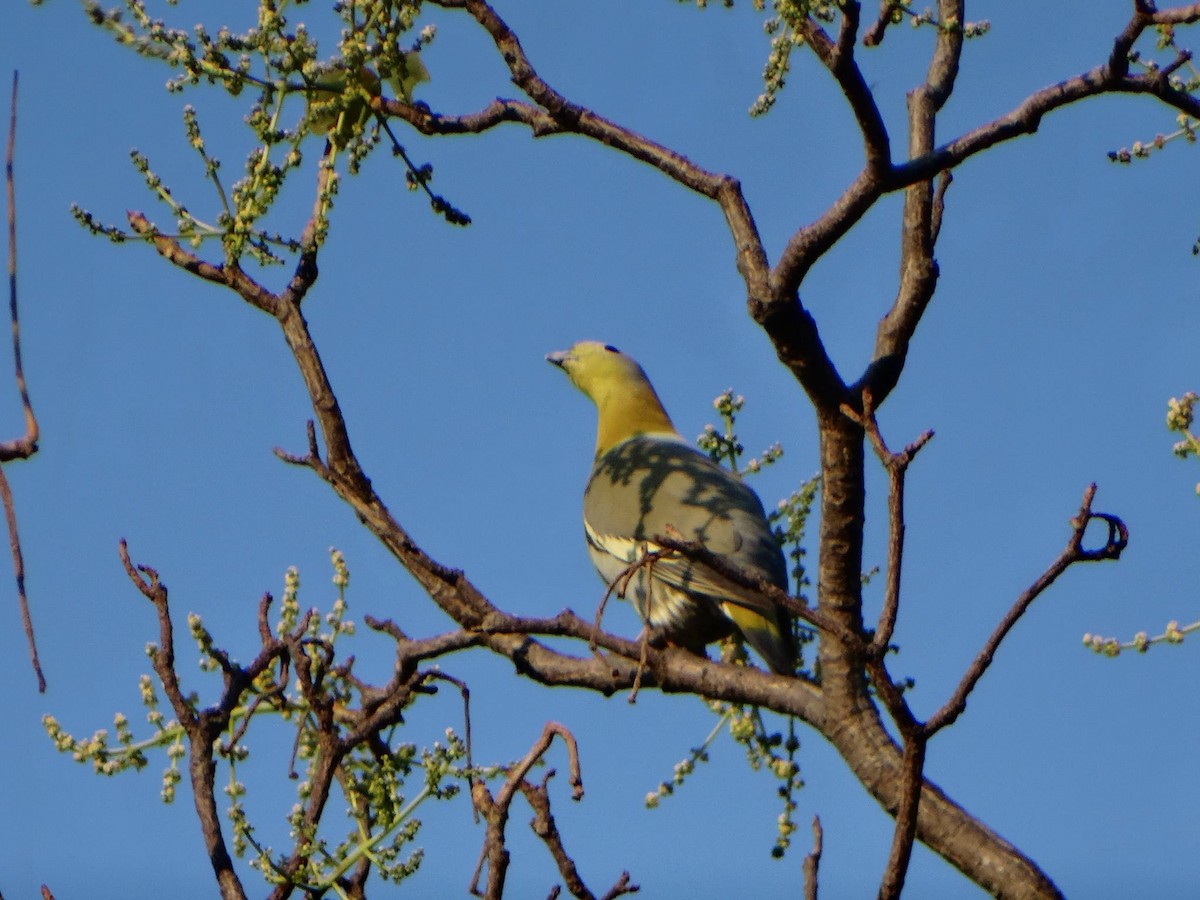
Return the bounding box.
[603,344,620,354]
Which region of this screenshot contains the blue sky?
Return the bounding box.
[2,1,1200,897]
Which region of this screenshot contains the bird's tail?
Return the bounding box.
[722,603,794,676]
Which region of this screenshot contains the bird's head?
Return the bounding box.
[545,341,649,400]
[547,341,677,454]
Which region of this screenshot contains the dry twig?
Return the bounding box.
[4,71,42,691]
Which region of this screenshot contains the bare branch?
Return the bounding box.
[797,5,892,175]
[877,740,926,900]
[519,775,640,900]
[837,394,935,655]
[126,212,281,315]
[925,485,1128,736]
[651,534,858,648]
[119,541,191,726]
[3,71,36,460]
[862,1,898,46]
[0,466,41,690]
[893,2,1200,192]
[419,0,739,201]
[803,816,823,900]
[410,0,824,402]
[860,1,962,405]
[471,723,588,899]
[363,617,483,664]
[118,541,247,900]
[4,71,43,692]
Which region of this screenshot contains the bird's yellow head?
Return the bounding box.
[547,341,678,455]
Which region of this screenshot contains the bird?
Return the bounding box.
[547,340,794,675]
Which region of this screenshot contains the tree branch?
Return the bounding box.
[802,815,823,900]
[3,71,36,461]
[470,723,600,899]
[859,0,962,405]
[118,540,247,900]
[877,739,925,900]
[519,775,639,900]
[4,70,43,692]
[837,394,935,655]
[924,484,1128,736]
[894,61,1200,193]
[652,534,860,647]
[863,0,898,47]
[797,5,892,176]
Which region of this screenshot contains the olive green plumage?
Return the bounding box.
[547,341,794,675]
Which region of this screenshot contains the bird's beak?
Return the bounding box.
[545,349,570,369]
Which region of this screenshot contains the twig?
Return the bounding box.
[424,670,477,823]
[924,484,1128,736]
[803,816,823,900]
[839,394,934,655]
[4,71,42,692]
[470,723,586,899]
[651,535,859,646]
[629,627,649,705]
[520,775,639,900]
[863,0,898,46]
[0,466,40,690]
[929,170,952,245]
[118,541,247,900]
[4,72,36,458]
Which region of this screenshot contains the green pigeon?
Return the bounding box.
[548,341,794,674]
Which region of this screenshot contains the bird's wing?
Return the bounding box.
[584,435,787,609]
